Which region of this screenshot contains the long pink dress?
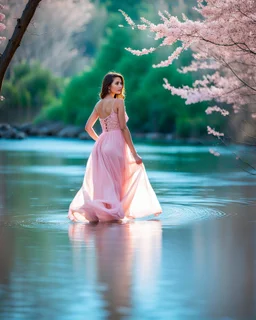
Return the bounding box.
[67,100,162,222]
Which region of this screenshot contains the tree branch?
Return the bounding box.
[220,58,256,92]
[0,0,42,93]
[235,5,256,23]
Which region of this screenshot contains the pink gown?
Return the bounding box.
[67,100,162,222]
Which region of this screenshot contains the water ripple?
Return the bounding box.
[155,205,229,227]
[1,205,229,230]
[1,214,68,231]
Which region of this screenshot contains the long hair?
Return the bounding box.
[99,72,125,99]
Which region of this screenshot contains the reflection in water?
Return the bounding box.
[68,220,162,319]
[1,138,256,319]
[193,217,255,319]
[0,149,15,297]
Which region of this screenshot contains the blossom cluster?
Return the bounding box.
[0,4,6,45]
[205,106,229,116]
[119,0,256,131]
[207,126,224,138]
[0,3,6,101]
[125,47,156,56]
[209,148,220,157]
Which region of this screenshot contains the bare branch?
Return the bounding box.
[220,58,256,92]
[0,0,42,93]
[235,5,256,23]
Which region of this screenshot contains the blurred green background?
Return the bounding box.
[0,0,228,139]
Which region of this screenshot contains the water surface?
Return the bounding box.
[0,138,255,320]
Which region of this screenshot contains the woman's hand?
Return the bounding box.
[132,152,143,164]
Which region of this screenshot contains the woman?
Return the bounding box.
[67,71,162,222]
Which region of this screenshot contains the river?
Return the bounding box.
[0,137,255,320]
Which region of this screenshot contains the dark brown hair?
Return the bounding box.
[99,72,125,99]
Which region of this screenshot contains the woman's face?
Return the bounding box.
[109,77,123,95]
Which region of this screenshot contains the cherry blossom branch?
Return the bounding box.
[196,136,256,174]
[119,2,256,173]
[218,136,256,175]
[220,58,256,92]
[235,6,256,23]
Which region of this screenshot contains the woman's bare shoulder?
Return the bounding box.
[94,99,102,111]
[115,98,125,106]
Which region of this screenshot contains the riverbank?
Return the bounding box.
[0,121,210,144]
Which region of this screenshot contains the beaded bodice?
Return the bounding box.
[99,108,129,132]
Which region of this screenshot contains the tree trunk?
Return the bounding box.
[0,0,42,93]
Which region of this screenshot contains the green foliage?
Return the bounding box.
[57,9,228,134]
[176,116,206,138]
[17,61,62,106]
[34,0,228,136]
[1,81,19,108]
[1,60,65,123]
[34,99,64,124]
[12,62,31,84]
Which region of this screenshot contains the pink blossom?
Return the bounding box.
[153,46,184,68]
[118,9,136,29]
[209,148,220,157]
[140,17,154,26]
[207,126,224,137]
[0,36,6,44]
[0,12,5,21]
[0,22,6,32]
[119,2,256,119]
[125,47,156,56]
[137,24,147,30]
[233,104,240,114]
[205,106,229,116]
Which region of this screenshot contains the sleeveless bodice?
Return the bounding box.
[99,107,129,132]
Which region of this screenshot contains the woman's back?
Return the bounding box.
[97,98,118,119]
[97,98,129,133]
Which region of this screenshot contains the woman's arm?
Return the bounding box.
[117,99,143,164]
[85,127,99,142]
[117,99,136,153]
[85,103,100,141]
